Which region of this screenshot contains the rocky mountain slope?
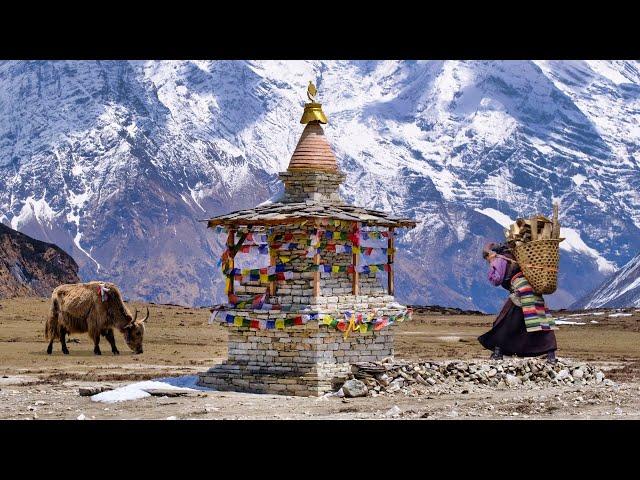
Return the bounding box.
[575,254,640,308]
[0,223,79,299]
[1,60,638,311]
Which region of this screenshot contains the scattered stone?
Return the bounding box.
[375,373,391,387]
[340,358,607,397]
[383,405,401,418]
[79,386,113,397]
[505,374,521,387]
[77,413,86,420]
[389,378,405,390]
[342,379,368,398]
[143,388,196,397]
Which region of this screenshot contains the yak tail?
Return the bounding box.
[45,298,60,341]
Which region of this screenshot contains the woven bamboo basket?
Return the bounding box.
[513,239,563,295]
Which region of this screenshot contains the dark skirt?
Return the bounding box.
[478,298,557,357]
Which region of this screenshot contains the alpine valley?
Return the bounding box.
[1,60,639,312]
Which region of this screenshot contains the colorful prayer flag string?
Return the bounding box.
[209,309,412,333]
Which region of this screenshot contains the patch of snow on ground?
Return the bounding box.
[608,313,632,317]
[91,375,213,403]
[555,319,586,325]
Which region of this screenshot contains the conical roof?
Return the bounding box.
[287,121,338,172]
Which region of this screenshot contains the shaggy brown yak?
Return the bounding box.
[45,281,148,355]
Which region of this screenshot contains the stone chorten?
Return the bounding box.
[198,82,417,396]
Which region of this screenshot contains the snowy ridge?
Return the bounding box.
[576,254,640,308]
[0,60,639,310]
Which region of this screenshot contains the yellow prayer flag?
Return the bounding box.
[332,265,340,273]
[234,316,243,326]
[275,319,285,329]
[260,274,268,283]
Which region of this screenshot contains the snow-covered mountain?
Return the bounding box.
[574,254,640,308]
[1,60,639,311]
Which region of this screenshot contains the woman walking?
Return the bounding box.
[478,242,558,362]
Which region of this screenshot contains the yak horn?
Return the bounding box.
[132,309,139,323]
[141,306,150,323]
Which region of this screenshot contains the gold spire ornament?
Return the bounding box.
[307,81,318,102]
[300,81,328,124]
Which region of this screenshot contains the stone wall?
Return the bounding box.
[198,322,397,396]
[279,170,346,203]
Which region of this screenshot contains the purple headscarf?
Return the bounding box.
[482,242,500,259]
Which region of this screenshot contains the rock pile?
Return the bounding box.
[337,358,609,397]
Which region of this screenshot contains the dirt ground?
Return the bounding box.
[1,297,639,420]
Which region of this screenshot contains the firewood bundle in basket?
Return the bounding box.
[504,203,563,295]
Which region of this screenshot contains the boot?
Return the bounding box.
[546,350,557,364]
[490,346,503,360]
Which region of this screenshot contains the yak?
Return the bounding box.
[45,281,148,355]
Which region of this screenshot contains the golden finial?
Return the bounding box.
[307,81,318,102]
[300,81,328,124]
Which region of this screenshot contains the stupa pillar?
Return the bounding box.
[199,82,416,396]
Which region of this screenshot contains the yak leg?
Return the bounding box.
[60,327,70,355]
[46,339,54,355]
[93,331,102,355]
[103,329,119,355]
